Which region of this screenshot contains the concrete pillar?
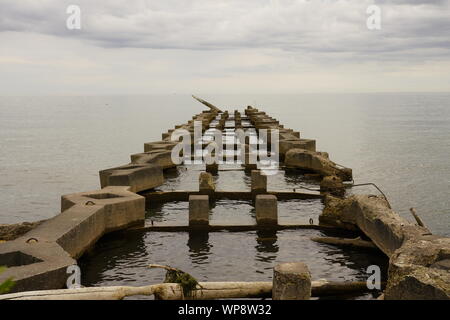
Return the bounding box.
[243,152,257,172]
[251,170,267,194]
[189,195,209,226]
[272,262,311,300]
[255,194,278,225]
[199,172,215,198]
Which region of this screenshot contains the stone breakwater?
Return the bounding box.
[0,108,222,292]
[0,103,448,300]
[320,195,450,299]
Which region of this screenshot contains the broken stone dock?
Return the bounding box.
[0,99,449,299]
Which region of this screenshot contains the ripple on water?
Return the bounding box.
[79,229,388,300]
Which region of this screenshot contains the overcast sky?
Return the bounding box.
[0,0,449,95]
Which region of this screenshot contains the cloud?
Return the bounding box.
[0,0,449,60]
[0,1,449,94]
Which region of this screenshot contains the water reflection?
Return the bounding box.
[255,230,279,264]
[283,169,320,189]
[79,231,149,285]
[79,229,388,300]
[147,201,189,224]
[187,231,212,265]
[321,247,388,282]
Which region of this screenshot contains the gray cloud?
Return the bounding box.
[0,0,449,61]
[0,0,449,95]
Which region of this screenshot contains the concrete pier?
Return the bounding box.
[255,195,278,225]
[0,186,145,292]
[2,101,448,300]
[99,163,164,192]
[189,195,210,226]
[243,152,257,171]
[251,170,267,195]
[320,175,345,197]
[144,141,177,152]
[130,150,175,170]
[285,149,352,181]
[320,194,450,299]
[199,172,215,199]
[272,262,311,300]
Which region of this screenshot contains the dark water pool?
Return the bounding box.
[80,164,388,299]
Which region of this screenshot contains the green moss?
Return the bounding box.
[0,266,15,294]
[164,269,200,298]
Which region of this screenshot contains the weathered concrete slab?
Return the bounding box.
[320,175,345,197]
[320,195,424,255]
[130,150,175,169]
[387,236,450,299]
[0,241,75,292]
[99,163,164,192]
[0,186,145,293]
[319,194,450,299]
[61,186,145,234]
[280,139,316,156]
[285,149,352,181]
[143,141,178,152]
[0,221,45,241]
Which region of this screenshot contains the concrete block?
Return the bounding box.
[189,195,210,226]
[0,241,75,293]
[130,150,175,169]
[284,149,352,181]
[162,129,176,140]
[251,170,267,194]
[199,172,215,198]
[255,194,278,225]
[144,141,177,152]
[99,163,164,192]
[280,139,316,156]
[319,194,450,299]
[243,152,258,172]
[279,131,300,141]
[0,186,145,293]
[272,262,311,300]
[320,175,345,197]
[61,186,145,233]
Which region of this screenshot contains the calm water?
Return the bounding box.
[79,229,388,300]
[0,93,448,235]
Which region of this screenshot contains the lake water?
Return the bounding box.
[1,93,448,235]
[1,93,448,299]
